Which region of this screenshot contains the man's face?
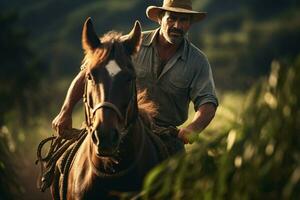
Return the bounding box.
[159,11,191,45]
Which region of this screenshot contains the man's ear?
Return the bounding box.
[82,17,101,52]
[122,20,142,55]
[157,10,165,25]
[158,18,162,25]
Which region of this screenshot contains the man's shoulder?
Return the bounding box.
[141,29,158,46]
[141,29,156,38]
[188,41,207,58]
[186,41,209,64]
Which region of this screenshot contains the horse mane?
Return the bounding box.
[137,89,158,127]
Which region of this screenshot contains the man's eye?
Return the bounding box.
[181,18,189,22]
[168,16,176,22]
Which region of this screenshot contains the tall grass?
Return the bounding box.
[142,57,300,199]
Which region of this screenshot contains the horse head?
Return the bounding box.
[82,18,141,157]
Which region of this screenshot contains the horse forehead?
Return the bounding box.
[105,60,121,77]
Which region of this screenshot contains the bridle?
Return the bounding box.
[83,74,137,136]
[83,72,146,178]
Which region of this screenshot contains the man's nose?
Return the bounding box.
[174,20,180,28]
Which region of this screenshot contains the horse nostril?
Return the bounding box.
[92,130,99,145]
[112,129,119,144]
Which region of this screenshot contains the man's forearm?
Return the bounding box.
[186,103,216,133]
[60,70,86,114]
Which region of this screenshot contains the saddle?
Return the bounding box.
[152,125,185,156]
[143,121,184,161]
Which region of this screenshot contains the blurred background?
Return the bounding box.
[0,0,299,199]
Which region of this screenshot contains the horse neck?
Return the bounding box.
[123,116,144,154]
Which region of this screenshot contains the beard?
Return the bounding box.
[166,28,185,45]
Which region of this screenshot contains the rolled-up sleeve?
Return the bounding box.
[189,54,218,111]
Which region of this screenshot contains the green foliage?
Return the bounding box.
[1,0,148,77]
[142,57,300,199]
[0,11,48,199]
[194,0,300,90]
[1,0,300,198]
[0,127,23,200]
[3,0,300,90]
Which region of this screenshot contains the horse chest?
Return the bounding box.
[72,171,143,199]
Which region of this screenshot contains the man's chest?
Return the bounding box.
[133,46,193,94]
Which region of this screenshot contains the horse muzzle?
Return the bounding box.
[92,128,120,157]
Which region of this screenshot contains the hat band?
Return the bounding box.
[163,2,192,10]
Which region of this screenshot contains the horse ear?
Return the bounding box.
[82,17,101,51]
[122,21,142,55]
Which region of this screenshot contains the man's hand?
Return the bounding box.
[178,103,217,144]
[51,70,85,136]
[178,127,193,144]
[52,112,72,136]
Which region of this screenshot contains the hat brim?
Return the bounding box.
[146,6,207,24]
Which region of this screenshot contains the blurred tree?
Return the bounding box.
[0,11,45,199]
[0,11,44,126]
[2,0,300,90]
[194,0,300,90]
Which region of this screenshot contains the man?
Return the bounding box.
[52,0,218,155]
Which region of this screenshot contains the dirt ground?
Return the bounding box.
[18,154,52,200]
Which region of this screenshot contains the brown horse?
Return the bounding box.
[51,18,166,200]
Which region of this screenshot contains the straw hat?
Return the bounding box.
[146,0,207,23]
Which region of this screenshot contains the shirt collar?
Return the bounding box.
[142,28,160,47]
[142,28,188,61]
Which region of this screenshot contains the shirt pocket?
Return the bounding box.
[136,68,147,78]
[167,61,190,88]
[135,67,149,90]
[169,75,189,88]
[165,75,189,96]
[134,59,147,78]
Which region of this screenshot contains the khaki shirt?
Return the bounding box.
[133,28,218,127]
